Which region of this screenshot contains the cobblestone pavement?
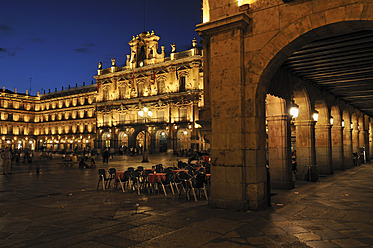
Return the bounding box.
[0,154,372,248]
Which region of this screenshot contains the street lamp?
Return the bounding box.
[138,107,152,162]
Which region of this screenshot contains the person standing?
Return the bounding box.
[102,148,109,164]
[2,147,12,174]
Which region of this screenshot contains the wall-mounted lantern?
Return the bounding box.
[313,110,319,122]
[289,101,299,118]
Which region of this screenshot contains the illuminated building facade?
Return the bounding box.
[0,31,205,153]
[0,84,96,151]
[95,31,204,153]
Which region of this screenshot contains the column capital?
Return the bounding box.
[315,124,332,130]
[293,119,315,127]
[331,126,344,132]
[266,114,288,122]
[196,12,251,38]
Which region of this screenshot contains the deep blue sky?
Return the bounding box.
[0,0,202,95]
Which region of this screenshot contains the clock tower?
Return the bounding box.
[127,31,166,69]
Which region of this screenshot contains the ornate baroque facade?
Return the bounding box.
[0,31,205,153]
[95,31,204,153]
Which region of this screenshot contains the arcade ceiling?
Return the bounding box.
[283,30,373,117]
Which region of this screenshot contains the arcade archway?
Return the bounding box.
[198,0,373,210]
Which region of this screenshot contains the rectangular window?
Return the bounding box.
[120,113,126,123]
[179,76,186,92]
[158,110,164,122]
[104,115,110,126]
[138,83,144,97]
[180,108,187,121]
[157,80,165,94]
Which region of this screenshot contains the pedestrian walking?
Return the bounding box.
[2,147,12,174]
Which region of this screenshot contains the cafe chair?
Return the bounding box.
[160,172,176,196]
[96,169,109,190]
[131,170,143,195]
[142,169,154,194]
[155,164,164,173]
[106,168,117,189]
[192,173,209,201]
[116,170,132,192]
[176,171,197,201]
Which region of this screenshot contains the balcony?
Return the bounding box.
[98,116,190,128]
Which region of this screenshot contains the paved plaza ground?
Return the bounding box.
[0,154,372,248]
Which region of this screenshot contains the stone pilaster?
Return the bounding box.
[294,120,317,181]
[359,129,368,163]
[315,124,333,175]
[343,127,353,168]
[331,125,344,170]
[352,128,359,153]
[267,114,293,189]
[197,13,267,211]
[368,122,373,160]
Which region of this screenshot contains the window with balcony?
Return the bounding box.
[157,80,165,95]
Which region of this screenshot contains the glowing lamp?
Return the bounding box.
[289,101,299,118]
[313,111,319,122]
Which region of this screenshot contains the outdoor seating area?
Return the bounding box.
[96,162,211,202]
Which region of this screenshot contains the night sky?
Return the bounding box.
[0,0,202,95]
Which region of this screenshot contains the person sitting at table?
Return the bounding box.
[89,158,96,168]
[79,158,87,169]
[72,154,78,163]
[64,154,72,161]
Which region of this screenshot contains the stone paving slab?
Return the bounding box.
[0,155,372,247]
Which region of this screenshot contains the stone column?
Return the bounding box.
[315,124,333,175]
[294,120,317,180]
[267,114,293,189]
[331,125,344,170]
[197,13,266,211]
[352,127,359,153]
[343,125,353,168]
[359,128,367,163]
[368,122,373,160]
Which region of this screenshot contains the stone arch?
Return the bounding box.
[253,10,373,180]
[118,131,129,147]
[199,0,373,211]
[102,132,111,148]
[132,128,151,151]
[292,84,312,121]
[257,21,373,99]
[155,129,168,153]
[176,128,191,150]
